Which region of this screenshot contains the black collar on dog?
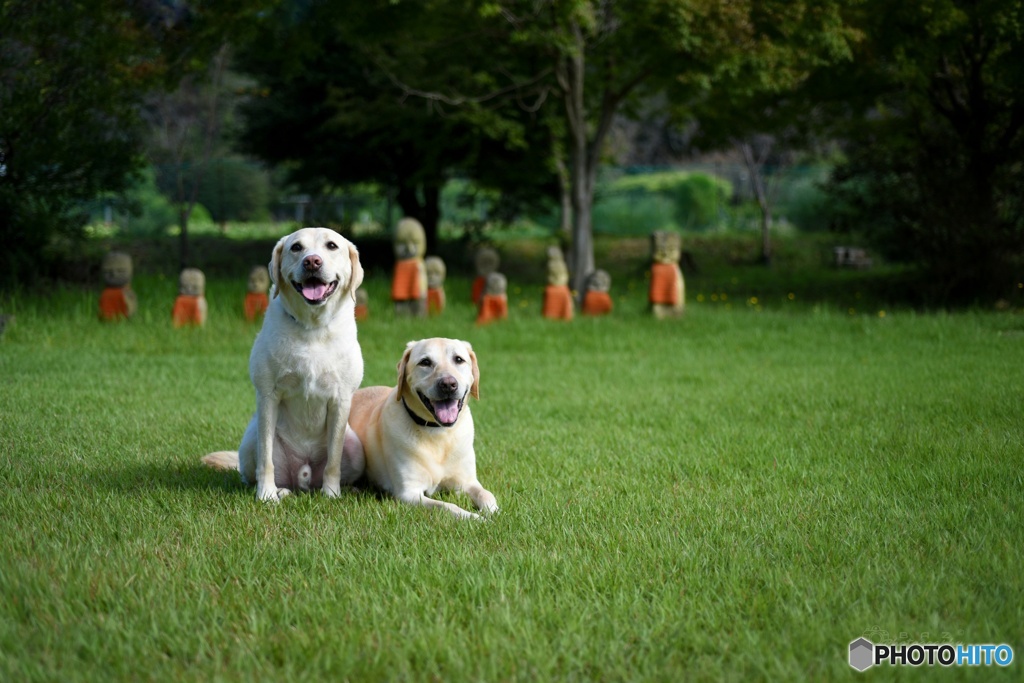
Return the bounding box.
[402,398,442,428]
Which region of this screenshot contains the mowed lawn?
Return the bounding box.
[1,274,1022,681]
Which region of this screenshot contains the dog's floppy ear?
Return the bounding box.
[465,342,480,400]
[346,241,364,302]
[395,341,416,402]
[269,236,287,298]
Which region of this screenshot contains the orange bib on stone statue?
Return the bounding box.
[99,288,132,321]
[476,295,508,325]
[471,276,487,305]
[427,288,445,315]
[582,290,613,316]
[244,292,269,322]
[391,258,422,301]
[543,285,574,320]
[173,296,204,327]
[649,263,680,306]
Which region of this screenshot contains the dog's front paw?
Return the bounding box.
[466,485,498,516]
[256,485,292,502]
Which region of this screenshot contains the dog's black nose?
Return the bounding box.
[303,254,322,271]
[437,375,458,396]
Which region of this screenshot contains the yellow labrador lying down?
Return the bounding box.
[347,338,499,520]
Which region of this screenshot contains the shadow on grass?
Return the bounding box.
[83,458,389,504]
[80,459,249,496]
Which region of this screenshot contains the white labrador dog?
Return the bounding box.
[347,338,498,520]
[202,227,365,502]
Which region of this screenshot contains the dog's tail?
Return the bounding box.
[201,450,240,471]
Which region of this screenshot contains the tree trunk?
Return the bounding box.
[557,16,647,300]
[564,21,595,300]
[395,182,419,224]
[178,207,191,270]
[422,182,440,252]
[759,202,773,266]
[739,141,774,266]
[168,44,230,271]
[555,154,572,238]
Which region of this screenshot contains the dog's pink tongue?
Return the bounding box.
[302,283,327,300]
[433,399,460,424]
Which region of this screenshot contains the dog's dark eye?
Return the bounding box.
[453,355,465,365]
[326,241,339,251]
[290,242,303,252]
[417,358,433,368]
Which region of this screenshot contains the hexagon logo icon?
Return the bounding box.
[849,638,874,671]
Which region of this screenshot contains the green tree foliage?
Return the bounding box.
[608,171,732,231]
[677,3,858,263]
[0,0,162,285]
[821,0,1024,302]
[236,0,858,287]
[188,157,271,225]
[237,1,555,249]
[97,166,179,237]
[0,0,271,286]
[483,0,858,295]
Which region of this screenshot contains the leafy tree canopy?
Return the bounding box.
[818,0,1024,302]
[237,0,557,247]
[0,0,268,286]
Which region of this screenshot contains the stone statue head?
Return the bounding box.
[474,246,500,277]
[484,271,507,296]
[179,268,206,297]
[102,251,133,287]
[247,265,270,294]
[394,217,427,260]
[424,256,446,289]
[587,269,611,293]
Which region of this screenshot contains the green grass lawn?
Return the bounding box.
[1,265,1022,681]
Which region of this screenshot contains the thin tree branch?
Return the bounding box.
[373,56,553,109]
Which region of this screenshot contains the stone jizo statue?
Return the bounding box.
[244,265,270,322]
[98,251,138,321]
[173,267,208,327]
[542,247,573,321]
[391,217,428,317]
[582,269,613,316]
[476,272,508,325]
[649,231,685,318]
[424,256,446,316]
[471,246,500,305]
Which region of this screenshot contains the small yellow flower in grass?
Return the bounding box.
[711,294,719,302]
[519,300,529,308]
[697,294,705,302]
[748,296,759,306]
[720,293,728,302]
[878,310,887,318]
[848,307,856,315]
[1019,282,1023,289]
[787,292,795,301]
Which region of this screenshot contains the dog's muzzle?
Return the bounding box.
[292,276,339,305]
[416,389,465,427]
